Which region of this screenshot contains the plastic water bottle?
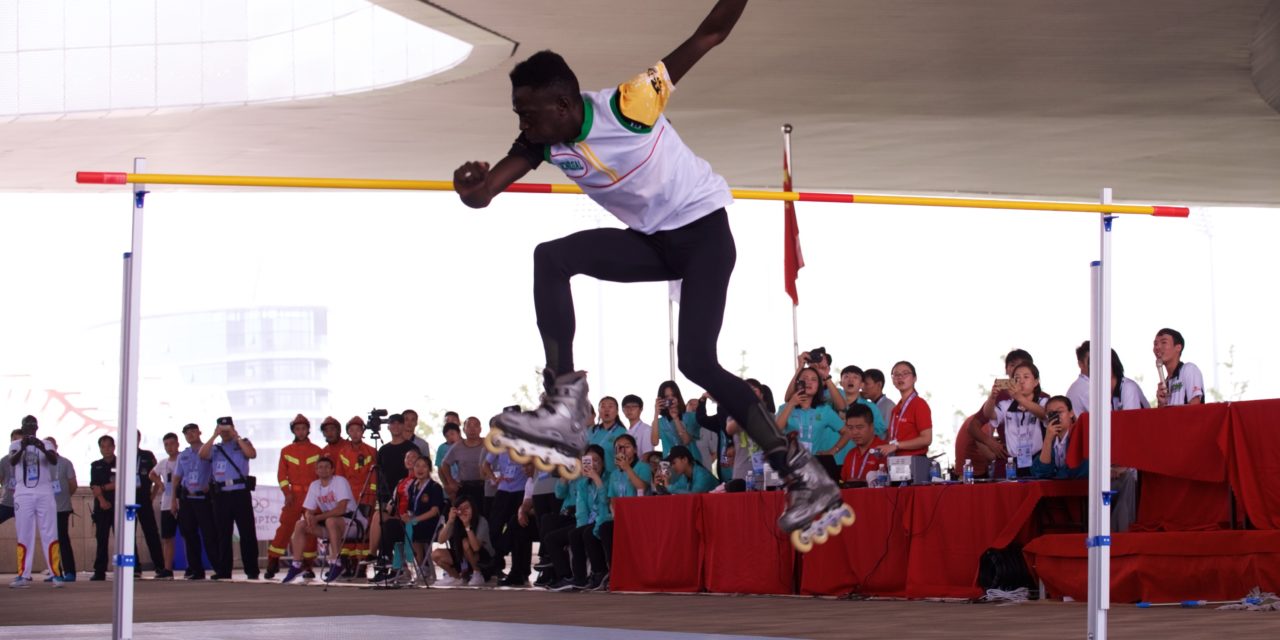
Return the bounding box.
[963,458,974,485]
[745,470,756,492]
[876,464,888,488]
[751,452,766,491]
[930,460,943,483]
[1006,456,1017,481]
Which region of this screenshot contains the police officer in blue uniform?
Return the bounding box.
[173,423,218,580]
[199,417,260,580]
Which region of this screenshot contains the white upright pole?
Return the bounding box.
[112,158,145,640]
[1087,188,1114,640]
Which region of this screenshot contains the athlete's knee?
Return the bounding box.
[677,355,726,387]
[533,240,569,274]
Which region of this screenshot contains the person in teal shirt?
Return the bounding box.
[434,422,461,479]
[649,381,703,463]
[589,397,629,474]
[776,368,847,461]
[836,365,888,438]
[560,445,609,589]
[656,446,720,494]
[606,434,653,501]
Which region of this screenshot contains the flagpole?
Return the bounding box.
[784,124,800,362]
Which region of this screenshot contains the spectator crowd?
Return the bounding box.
[6,327,1206,590]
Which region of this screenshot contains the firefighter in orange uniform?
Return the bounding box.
[264,414,323,579]
[334,416,378,573]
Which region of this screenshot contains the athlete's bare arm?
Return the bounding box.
[453,156,535,209]
[662,0,749,85]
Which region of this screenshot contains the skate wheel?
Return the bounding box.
[558,461,582,480]
[811,529,830,545]
[790,529,814,554]
[483,428,505,455]
[508,449,533,464]
[532,456,556,472]
[838,505,856,527]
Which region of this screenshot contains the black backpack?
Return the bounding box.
[977,543,1036,592]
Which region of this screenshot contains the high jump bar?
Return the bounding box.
[75,171,1190,217]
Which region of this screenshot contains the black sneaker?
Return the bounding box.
[89,573,106,582]
[533,572,554,587]
[263,568,277,581]
[533,560,554,571]
[498,575,529,588]
[371,568,390,583]
[586,572,606,591]
[302,570,316,580]
[547,577,577,592]
[184,573,205,581]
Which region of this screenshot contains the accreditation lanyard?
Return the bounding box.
[854,448,877,480]
[889,392,917,442]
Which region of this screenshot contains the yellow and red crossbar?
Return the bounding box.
[75,171,1190,217]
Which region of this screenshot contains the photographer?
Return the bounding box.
[374,455,445,584]
[654,445,719,495]
[431,496,494,587]
[173,424,218,579]
[783,349,848,413]
[775,368,844,460]
[1033,396,1087,480]
[8,416,64,588]
[551,445,610,591]
[980,362,1048,477]
[649,381,703,463]
[199,417,260,580]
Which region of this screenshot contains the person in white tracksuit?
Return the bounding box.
[8,416,64,589]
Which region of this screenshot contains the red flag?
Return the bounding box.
[783,147,804,306]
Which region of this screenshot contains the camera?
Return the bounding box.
[807,346,827,364]
[367,408,388,435]
[216,416,233,427]
[1046,410,1061,425]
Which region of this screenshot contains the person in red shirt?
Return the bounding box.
[264,414,322,579]
[877,361,933,457]
[839,404,887,483]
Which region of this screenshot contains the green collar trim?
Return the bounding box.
[574,94,594,143]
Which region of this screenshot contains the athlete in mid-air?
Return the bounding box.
[452,0,852,551]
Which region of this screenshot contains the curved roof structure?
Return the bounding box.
[4,0,1279,205]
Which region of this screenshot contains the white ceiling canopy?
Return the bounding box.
[0,0,472,119]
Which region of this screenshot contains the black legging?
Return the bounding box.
[533,209,783,455]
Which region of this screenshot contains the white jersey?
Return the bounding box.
[1113,377,1151,411]
[521,62,733,234]
[1066,374,1090,415]
[156,457,179,511]
[994,397,1048,469]
[629,421,654,455]
[8,439,57,497]
[304,475,355,516]
[1164,361,1205,406]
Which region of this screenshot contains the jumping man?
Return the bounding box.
[452,0,852,551]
